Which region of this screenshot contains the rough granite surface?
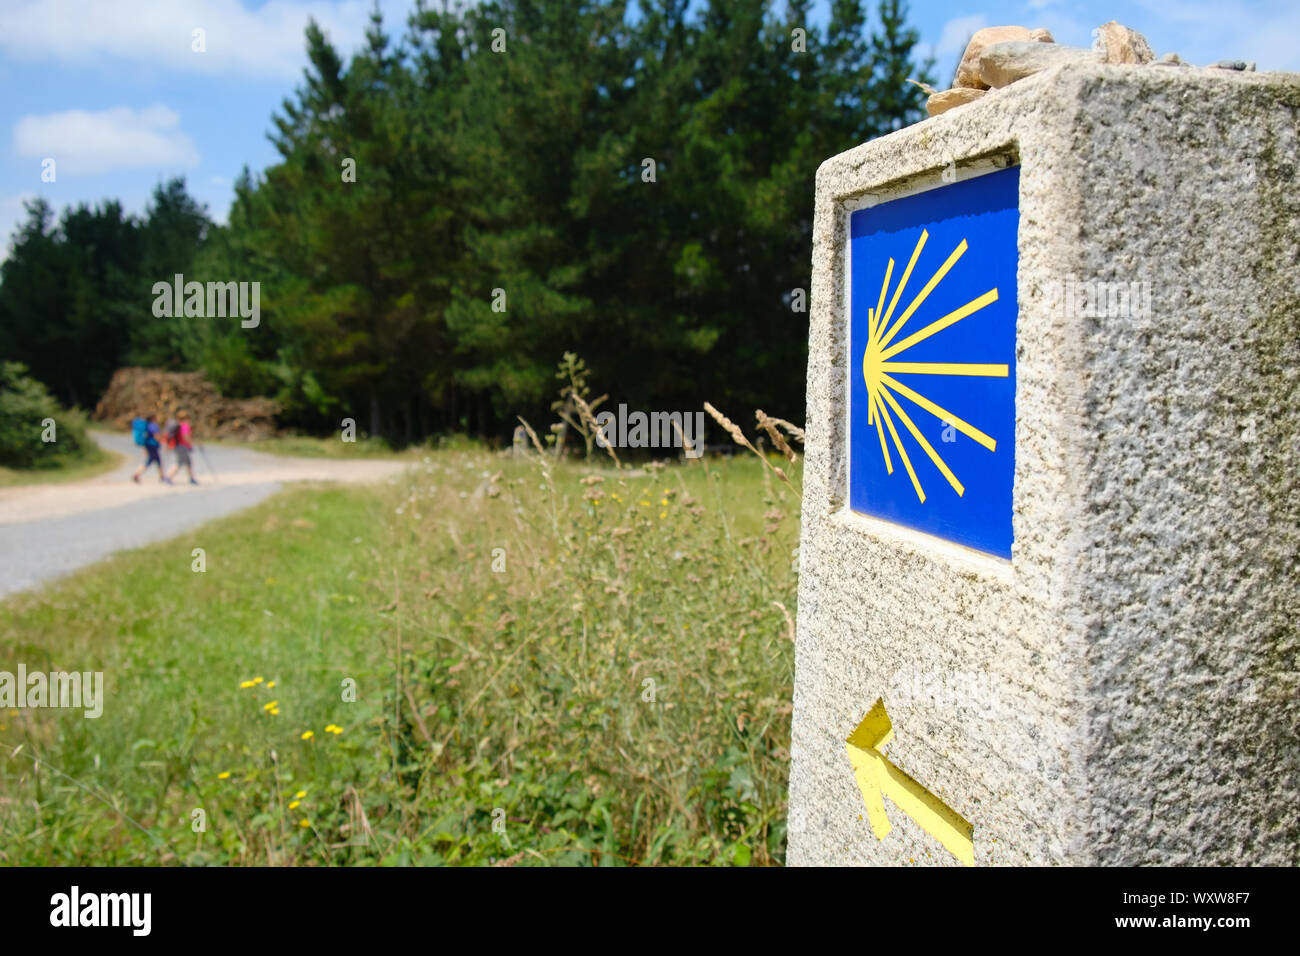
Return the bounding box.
[788,63,1300,866]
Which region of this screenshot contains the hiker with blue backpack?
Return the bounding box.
[130,414,170,484]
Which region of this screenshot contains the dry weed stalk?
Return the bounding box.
[345,785,375,847]
[703,402,800,495]
[758,411,804,445]
[772,601,795,643]
[755,409,801,464]
[571,391,621,469]
[516,416,547,457]
[703,402,761,457]
[516,416,561,534]
[670,417,700,461]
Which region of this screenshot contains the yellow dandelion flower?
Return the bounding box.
[325,724,343,735]
[266,681,276,689]
[295,790,306,799]
[217,771,231,779]
[659,511,667,519]
[239,680,255,689]
[300,730,314,740]
[252,677,264,685]
[299,819,311,828]
[660,498,668,506]
[289,800,300,810]
[269,708,280,715]
[263,700,278,711]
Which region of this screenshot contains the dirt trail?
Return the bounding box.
[0,432,406,524]
[0,432,408,597]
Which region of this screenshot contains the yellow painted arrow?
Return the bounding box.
[846,698,975,866]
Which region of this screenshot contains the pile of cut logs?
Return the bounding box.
[93,367,279,440]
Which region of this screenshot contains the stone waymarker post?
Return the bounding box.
[789,62,1299,866]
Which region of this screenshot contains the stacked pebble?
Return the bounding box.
[924,20,1257,118]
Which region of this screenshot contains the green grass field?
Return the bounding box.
[0,446,800,865]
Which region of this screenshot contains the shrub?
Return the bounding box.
[0,362,95,468]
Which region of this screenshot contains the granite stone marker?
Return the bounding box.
[789,62,1299,865]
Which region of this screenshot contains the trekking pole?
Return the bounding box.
[198,445,218,483]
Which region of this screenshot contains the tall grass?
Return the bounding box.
[0,439,800,865]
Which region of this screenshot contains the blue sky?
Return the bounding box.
[2,0,1297,260]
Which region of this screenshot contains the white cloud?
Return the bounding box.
[929,14,989,87]
[1020,8,1094,51]
[936,14,988,56]
[0,0,406,81]
[1131,0,1300,70]
[13,106,200,175]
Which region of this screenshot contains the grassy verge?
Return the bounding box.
[0,446,799,865]
[219,433,419,460]
[0,438,119,488]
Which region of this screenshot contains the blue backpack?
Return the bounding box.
[131,417,148,446]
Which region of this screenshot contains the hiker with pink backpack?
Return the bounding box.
[164,410,200,485]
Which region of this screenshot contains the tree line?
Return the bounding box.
[0,0,932,444]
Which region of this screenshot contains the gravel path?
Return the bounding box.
[0,432,407,599]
